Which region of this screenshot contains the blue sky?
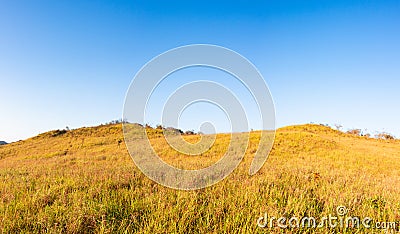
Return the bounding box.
[0,0,399,142]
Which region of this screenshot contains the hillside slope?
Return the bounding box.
[1,124,399,233]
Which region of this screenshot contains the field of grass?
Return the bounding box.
[1,124,400,233]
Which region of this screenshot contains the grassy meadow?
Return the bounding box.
[0,124,400,233]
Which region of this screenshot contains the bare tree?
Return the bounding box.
[334,124,343,131]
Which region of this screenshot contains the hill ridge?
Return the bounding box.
[0,123,398,162]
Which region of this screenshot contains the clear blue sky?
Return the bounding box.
[1,0,399,142]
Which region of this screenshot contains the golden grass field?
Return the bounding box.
[0,124,399,233]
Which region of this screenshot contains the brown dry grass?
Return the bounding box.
[0,124,399,233]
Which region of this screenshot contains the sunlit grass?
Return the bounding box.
[0,124,399,233]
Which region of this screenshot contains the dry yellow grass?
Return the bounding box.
[0,123,399,233]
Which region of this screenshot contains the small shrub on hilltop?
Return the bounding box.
[184,130,196,135]
[375,132,395,140]
[346,129,362,136]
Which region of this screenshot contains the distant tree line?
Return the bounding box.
[150,124,199,135]
[345,128,395,140]
[102,118,129,125]
[313,122,397,140]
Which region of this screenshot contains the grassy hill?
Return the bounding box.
[0,124,399,233]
